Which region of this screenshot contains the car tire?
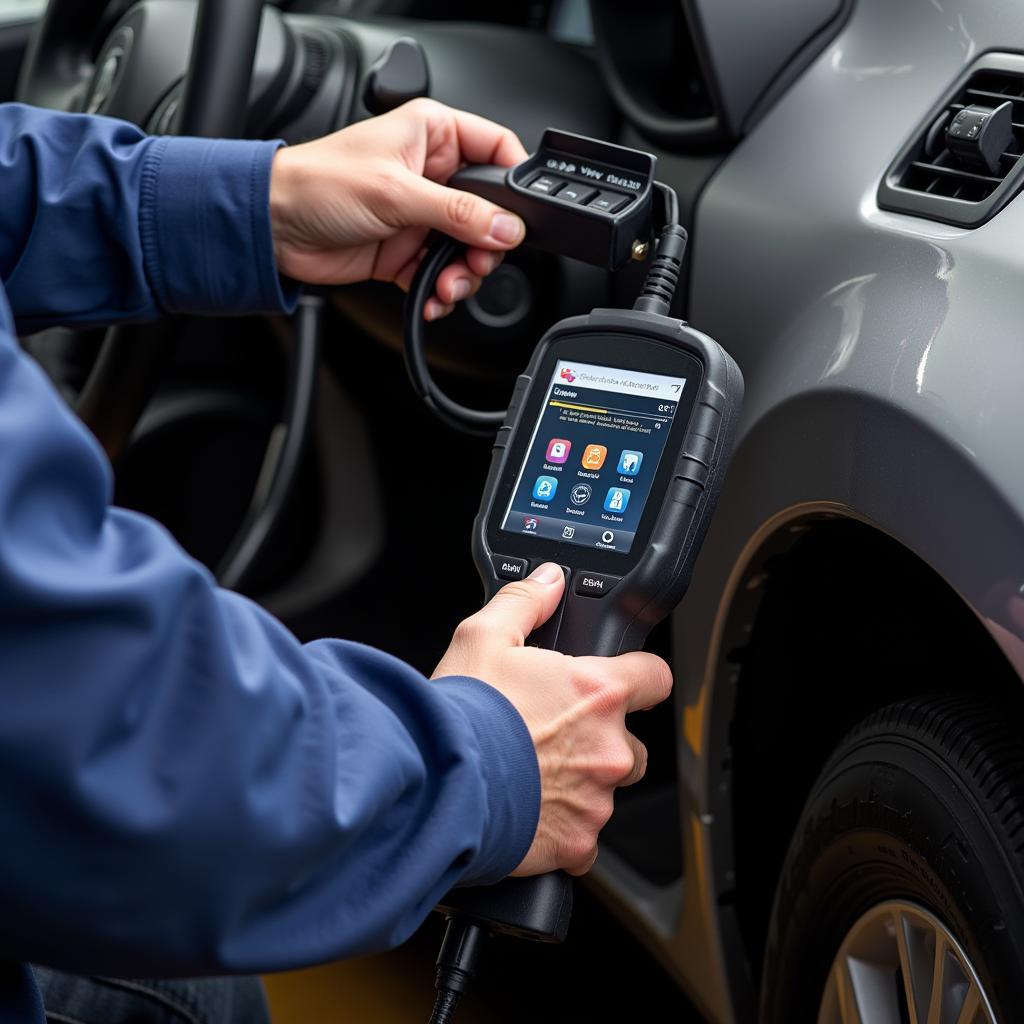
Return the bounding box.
[760,694,1024,1023]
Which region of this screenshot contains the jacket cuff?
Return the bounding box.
[139,135,300,317]
[431,676,541,885]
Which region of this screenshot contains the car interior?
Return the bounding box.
[13,2,1024,1022]
[8,0,726,892]
[0,1,851,1020]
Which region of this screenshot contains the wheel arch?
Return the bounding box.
[721,513,1024,981]
[664,385,1024,1019]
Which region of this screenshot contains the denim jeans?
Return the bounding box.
[30,967,270,1024]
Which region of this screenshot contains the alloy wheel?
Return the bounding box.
[817,901,996,1024]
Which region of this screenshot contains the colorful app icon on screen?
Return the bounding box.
[532,476,558,501]
[582,444,607,470]
[617,450,643,476]
[603,486,631,513]
[546,438,571,464]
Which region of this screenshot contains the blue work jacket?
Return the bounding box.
[0,104,539,1023]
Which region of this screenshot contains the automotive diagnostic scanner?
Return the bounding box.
[402,129,744,1024]
[470,309,738,656]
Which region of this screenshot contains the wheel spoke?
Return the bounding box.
[835,959,863,1024]
[896,910,933,1024]
[847,956,901,1024]
[954,984,983,1024]
[936,948,973,1024]
[820,902,997,1024]
[926,935,948,1024]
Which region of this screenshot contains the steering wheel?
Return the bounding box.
[15,0,320,593]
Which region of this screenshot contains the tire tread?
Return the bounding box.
[760,693,1024,1022]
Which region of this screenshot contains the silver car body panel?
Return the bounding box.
[591,1,1024,1020]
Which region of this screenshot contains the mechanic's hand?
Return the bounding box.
[432,562,673,877]
[269,98,528,320]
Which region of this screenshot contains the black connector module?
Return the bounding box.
[448,128,656,271]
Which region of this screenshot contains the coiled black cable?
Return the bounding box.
[655,180,679,229]
[403,236,508,437]
[403,183,684,435]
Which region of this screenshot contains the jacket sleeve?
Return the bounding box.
[0,103,296,333]
[0,106,541,976]
[0,326,540,976]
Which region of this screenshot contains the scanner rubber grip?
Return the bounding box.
[436,871,572,944]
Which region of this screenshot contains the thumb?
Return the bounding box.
[395,173,526,250]
[475,562,565,645]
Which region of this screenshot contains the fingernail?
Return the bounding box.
[451,278,472,302]
[529,562,563,585]
[489,213,524,245]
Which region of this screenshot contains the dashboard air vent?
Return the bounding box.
[879,55,1024,227]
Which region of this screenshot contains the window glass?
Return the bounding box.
[0,0,45,22]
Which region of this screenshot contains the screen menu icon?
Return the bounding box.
[582,444,607,470]
[617,450,643,475]
[533,476,558,501]
[603,487,631,513]
[546,438,571,464]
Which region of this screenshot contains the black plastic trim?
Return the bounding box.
[0,18,35,100]
[589,0,721,149]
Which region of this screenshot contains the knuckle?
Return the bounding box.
[588,678,628,717]
[586,797,615,830]
[405,96,436,116]
[446,189,477,227]
[452,615,485,648]
[608,749,636,782]
[566,845,599,877]
[624,744,648,786]
[565,834,597,869]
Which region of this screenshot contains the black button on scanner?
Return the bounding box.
[492,555,529,582]
[528,174,564,195]
[574,572,621,598]
[588,191,630,214]
[558,184,598,204]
